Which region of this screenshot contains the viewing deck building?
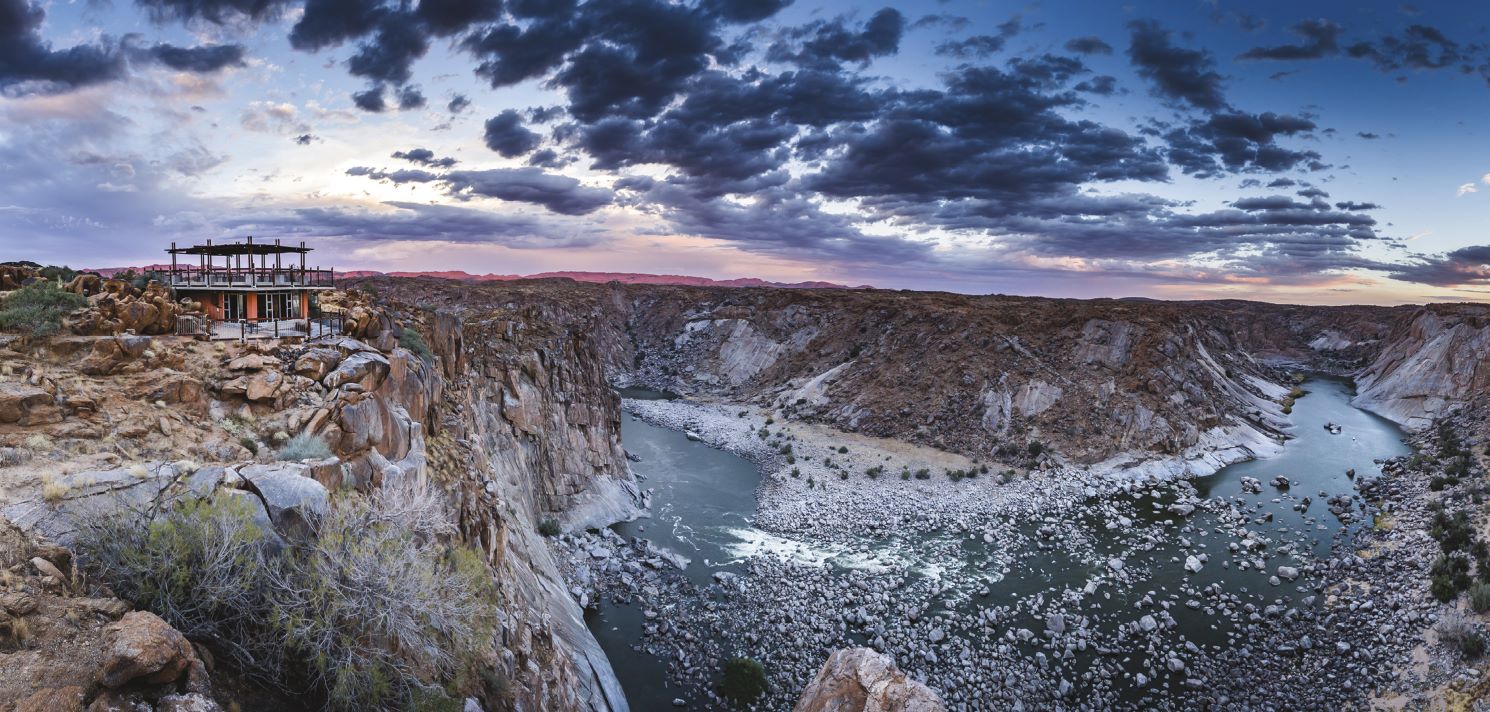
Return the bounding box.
[166,238,334,322]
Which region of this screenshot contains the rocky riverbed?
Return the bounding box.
[557,378,1480,710]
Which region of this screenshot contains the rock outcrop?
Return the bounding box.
[1353,304,1490,429]
[793,648,946,712]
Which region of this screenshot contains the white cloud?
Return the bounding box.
[1458,182,1478,197]
[1482,173,1490,185]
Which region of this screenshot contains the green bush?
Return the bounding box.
[720,657,768,704]
[239,436,259,456]
[277,432,333,462]
[1431,574,1460,603]
[538,517,562,537]
[1461,632,1487,659]
[399,327,433,361]
[0,281,86,337]
[77,482,494,711]
[1027,441,1044,456]
[1470,583,1490,613]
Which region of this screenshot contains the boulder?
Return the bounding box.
[236,463,329,533]
[99,611,200,689]
[793,647,946,712]
[294,348,342,381]
[0,382,53,423]
[322,351,390,391]
[226,353,280,371]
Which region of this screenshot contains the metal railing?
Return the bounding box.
[168,266,334,289]
[203,313,346,342]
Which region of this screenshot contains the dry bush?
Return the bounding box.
[76,479,493,710]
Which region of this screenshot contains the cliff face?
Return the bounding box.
[0,285,642,712]
[365,279,1424,477]
[1353,304,1490,429]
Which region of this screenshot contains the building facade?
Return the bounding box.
[166,238,333,322]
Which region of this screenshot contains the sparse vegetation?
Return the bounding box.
[720,656,768,705]
[539,517,562,537]
[277,432,333,462]
[0,281,86,337]
[1469,583,1490,613]
[238,436,259,456]
[76,482,494,711]
[398,327,432,361]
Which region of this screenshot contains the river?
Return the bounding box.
[588,376,1411,709]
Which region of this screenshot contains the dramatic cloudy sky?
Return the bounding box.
[3,0,1489,303]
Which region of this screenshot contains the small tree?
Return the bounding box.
[720,657,768,705]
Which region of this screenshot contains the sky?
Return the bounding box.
[1,0,1488,304]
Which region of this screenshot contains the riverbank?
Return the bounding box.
[563,380,1451,710]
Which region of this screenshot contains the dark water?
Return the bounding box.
[589,377,1411,709]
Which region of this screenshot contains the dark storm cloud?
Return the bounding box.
[483,110,542,157]
[1,0,124,95]
[1161,112,1321,177]
[347,16,430,86]
[1335,201,1380,211]
[293,134,316,145]
[445,169,613,215]
[935,16,1022,58]
[219,201,601,249]
[391,148,457,168]
[143,42,247,72]
[1385,245,1490,286]
[352,87,386,112]
[699,0,793,23]
[1065,36,1113,55]
[463,17,589,88]
[1346,24,1468,72]
[347,166,613,215]
[767,8,905,69]
[396,85,426,110]
[447,94,471,114]
[1238,19,1342,60]
[414,0,504,36]
[135,0,288,24]
[1127,20,1228,112]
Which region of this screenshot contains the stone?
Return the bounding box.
[99,611,199,688]
[1277,566,1299,581]
[0,381,52,423]
[793,647,947,712]
[294,348,343,381]
[1184,555,1203,574]
[323,351,390,391]
[156,694,223,712]
[30,556,65,581]
[14,685,85,712]
[237,463,329,533]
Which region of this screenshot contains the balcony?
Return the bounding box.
[167,266,335,290]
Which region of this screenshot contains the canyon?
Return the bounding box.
[1,274,1488,710]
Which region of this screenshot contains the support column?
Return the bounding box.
[246,292,258,321]
[299,290,310,319]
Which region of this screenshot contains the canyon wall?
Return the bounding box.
[1353,304,1490,429]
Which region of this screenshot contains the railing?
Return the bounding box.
[203,313,346,342]
[168,266,334,289]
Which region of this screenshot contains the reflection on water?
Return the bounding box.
[588,377,1410,708]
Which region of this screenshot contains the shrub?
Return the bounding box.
[277,433,332,462]
[0,281,86,337]
[1026,441,1044,456]
[77,481,494,711]
[398,327,432,361]
[1437,612,1486,658]
[837,446,848,454]
[720,657,768,704]
[1470,583,1490,613]
[538,518,562,537]
[1431,574,1460,603]
[239,436,258,456]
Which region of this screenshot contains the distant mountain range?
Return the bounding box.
[88,265,869,290]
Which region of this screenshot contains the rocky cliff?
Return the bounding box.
[0,285,642,711]
[1353,303,1490,429]
[368,278,1414,478]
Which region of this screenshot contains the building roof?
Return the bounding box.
[167,239,310,256]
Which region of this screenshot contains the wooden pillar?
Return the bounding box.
[300,290,310,319]
[246,291,258,321]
